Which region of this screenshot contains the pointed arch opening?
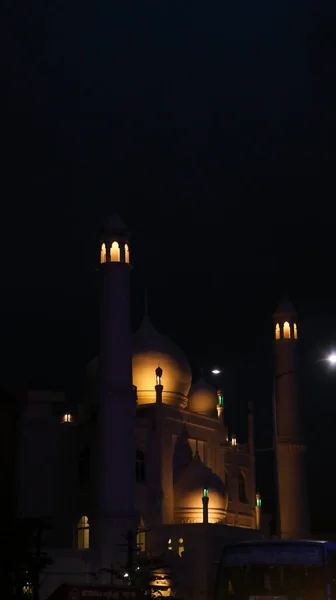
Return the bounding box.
[110,241,120,262]
[283,321,291,339]
[225,470,231,501]
[294,323,298,339]
[136,517,146,552]
[100,243,106,264]
[238,471,248,504]
[136,449,145,483]
[275,323,280,340]
[77,515,89,549]
[124,243,130,264]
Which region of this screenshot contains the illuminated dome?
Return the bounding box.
[132,317,192,408]
[188,377,217,416]
[174,452,228,523]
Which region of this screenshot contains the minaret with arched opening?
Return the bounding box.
[98,213,136,571]
[273,299,309,540]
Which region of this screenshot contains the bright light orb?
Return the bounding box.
[328,353,336,365]
[211,369,221,375]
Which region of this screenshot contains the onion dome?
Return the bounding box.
[132,317,192,408]
[174,452,228,523]
[187,377,217,417]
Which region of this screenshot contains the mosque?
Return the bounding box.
[20,215,309,600]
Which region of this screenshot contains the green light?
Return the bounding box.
[218,395,224,406]
[256,497,262,507]
[203,488,209,497]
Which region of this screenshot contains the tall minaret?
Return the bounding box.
[97,214,136,571]
[273,300,309,539]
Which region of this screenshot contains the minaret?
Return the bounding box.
[248,400,257,526]
[216,389,225,421]
[273,300,309,539]
[97,214,136,571]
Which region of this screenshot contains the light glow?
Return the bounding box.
[211,369,221,375]
[327,353,336,365]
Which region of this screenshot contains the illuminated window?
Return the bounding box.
[168,538,172,551]
[283,321,291,339]
[62,413,72,423]
[275,323,280,340]
[125,243,130,264]
[110,241,120,262]
[100,243,106,263]
[136,450,145,483]
[294,323,298,339]
[77,515,89,549]
[136,517,146,552]
[178,537,184,557]
[238,471,248,504]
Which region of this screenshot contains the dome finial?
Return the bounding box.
[144,287,149,319]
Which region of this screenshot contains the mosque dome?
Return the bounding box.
[188,377,217,416]
[174,452,228,524]
[132,317,192,408]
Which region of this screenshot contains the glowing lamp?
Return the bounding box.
[211,369,221,375]
[327,353,336,365]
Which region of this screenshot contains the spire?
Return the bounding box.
[144,287,149,319]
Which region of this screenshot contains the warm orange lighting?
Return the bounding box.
[168,538,172,550]
[283,321,291,339]
[294,323,298,339]
[275,323,280,340]
[178,537,184,557]
[110,241,120,262]
[136,517,146,552]
[62,413,72,423]
[125,243,130,264]
[100,243,106,263]
[77,515,89,549]
[231,435,237,446]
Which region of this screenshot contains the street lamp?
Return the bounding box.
[327,352,336,365]
[211,368,222,375]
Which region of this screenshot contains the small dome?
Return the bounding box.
[188,377,217,416]
[132,317,192,408]
[104,213,128,236]
[273,298,296,316]
[174,453,228,523]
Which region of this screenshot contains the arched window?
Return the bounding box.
[178,537,184,557]
[136,450,145,483]
[293,323,298,339]
[110,241,120,262]
[61,413,72,423]
[100,243,106,263]
[136,517,146,552]
[275,323,280,340]
[225,471,231,501]
[124,243,130,264]
[238,471,248,504]
[78,448,90,484]
[283,321,291,339]
[77,515,89,549]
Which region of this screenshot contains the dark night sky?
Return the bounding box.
[1,1,336,531]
